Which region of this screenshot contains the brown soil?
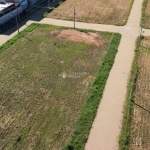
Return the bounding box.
[51,29,104,46]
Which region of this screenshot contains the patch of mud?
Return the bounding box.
[50,29,104,46]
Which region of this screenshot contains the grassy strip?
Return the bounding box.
[119,0,134,26]
[119,38,140,150]
[141,0,148,28]
[65,33,121,150]
[0,34,23,53]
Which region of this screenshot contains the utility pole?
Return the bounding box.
[15,5,19,34]
[134,25,144,47]
[74,7,76,29]
[17,5,20,21]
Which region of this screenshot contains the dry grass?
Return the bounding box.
[141,0,150,28]
[129,36,150,149]
[0,25,113,150]
[47,0,133,25]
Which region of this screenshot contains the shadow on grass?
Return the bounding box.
[19,33,33,42]
[132,100,150,113]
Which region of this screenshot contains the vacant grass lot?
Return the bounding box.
[0,24,117,150]
[129,36,150,149]
[47,0,134,25]
[141,0,150,28]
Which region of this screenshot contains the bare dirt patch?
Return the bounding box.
[51,29,104,47]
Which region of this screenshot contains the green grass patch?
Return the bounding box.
[0,23,121,150]
[141,0,149,28]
